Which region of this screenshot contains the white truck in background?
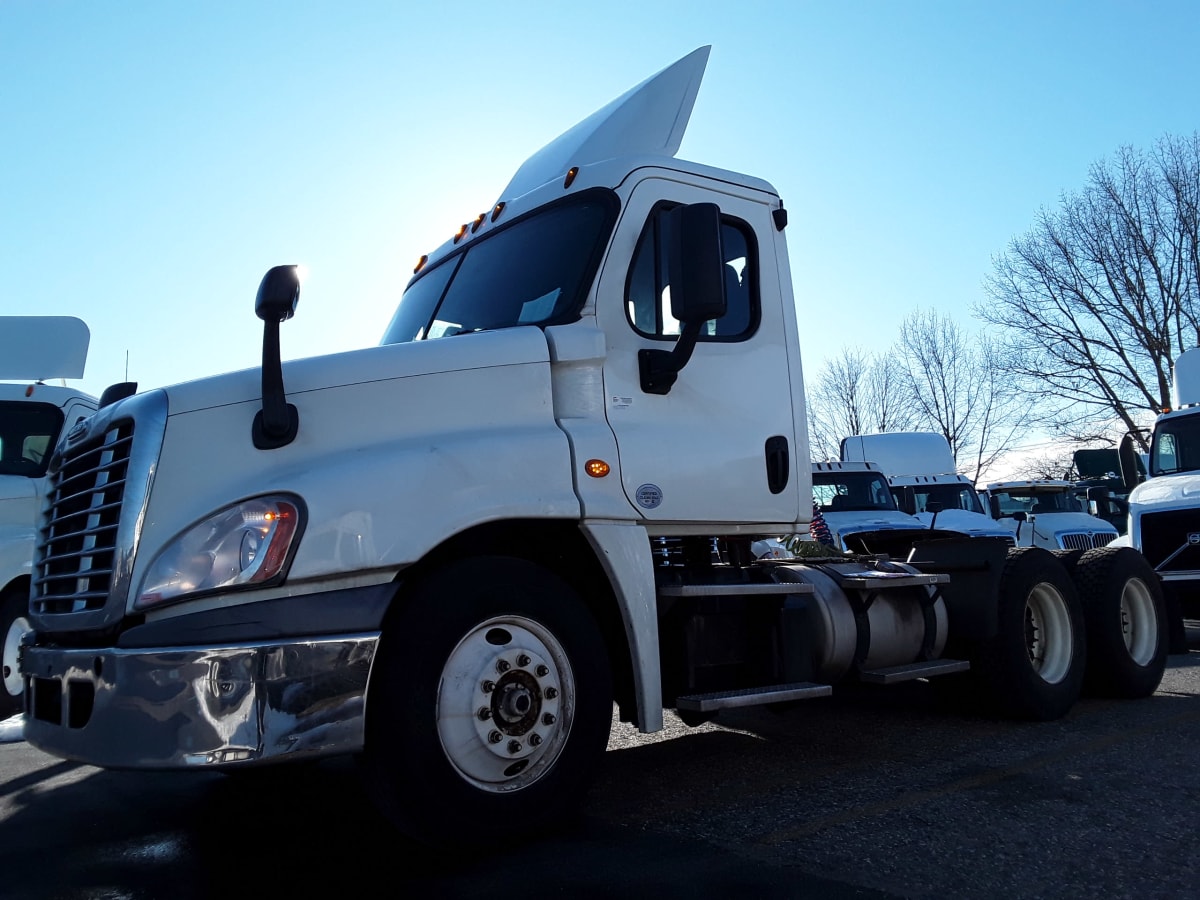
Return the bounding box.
[981,479,1119,551]
[0,317,99,718]
[840,432,1015,542]
[18,48,1170,846]
[811,461,962,555]
[1114,347,1200,653]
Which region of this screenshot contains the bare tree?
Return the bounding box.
[894,309,1032,482]
[805,347,916,461]
[980,133,1200,451]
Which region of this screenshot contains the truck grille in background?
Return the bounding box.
[1059,532,1114,551]
[1140,510,1200,573]
[34,419,134,614]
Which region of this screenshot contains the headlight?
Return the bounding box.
[136,495,305,610]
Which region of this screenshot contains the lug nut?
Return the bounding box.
[535,664,549,677]
[517,653,531,667]
[507,739,522,754]
[544,686,558,700]
[529,733,542,747]
[488,730,502,744]
[481,680,496,693]
[542,713,556,726]
[477,707,492,721]
[496,659,511,673]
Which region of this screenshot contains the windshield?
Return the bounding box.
[813,471,899,513]
[906,483,985,515]
[0,401,64,477]
[1150,410,1200,477]
[381,190,618,344]
[990,490,1081,516]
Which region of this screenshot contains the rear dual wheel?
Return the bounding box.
[1068,547,1167,698]
[975,548,1086,720]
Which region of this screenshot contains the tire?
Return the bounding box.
[362,556,612,847]
[1070,547,1167,698]
[975,548,1086,721]
[0,586,31,719]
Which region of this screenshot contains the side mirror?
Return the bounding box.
[1117,434,1143,491]
[925,500,943,530]
[987,495,1001,519]
[1086,486,1111,516]
[256,265,301,323]
[99,381,138,408]
[667,203,727,324]
[639,203,726,395]
[253,265,301,449]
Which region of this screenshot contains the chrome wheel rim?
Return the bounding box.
[1024,583,1073,684]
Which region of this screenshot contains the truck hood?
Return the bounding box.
[822,510,926,538]
[159,328,552,416]
[1128,472,1200,510]
[1019,512,1118,534]
[915,509,1012,539]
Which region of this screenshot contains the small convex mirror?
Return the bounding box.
[255,265,301,323]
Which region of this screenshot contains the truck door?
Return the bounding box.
[596,177,800,526]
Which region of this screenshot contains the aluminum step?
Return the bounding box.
[658,583,814,598]
[675,682,832,713]
[858,659,970,685]
[838,573,949,590]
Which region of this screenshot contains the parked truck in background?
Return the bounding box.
[18,49,1170,846]
[0,317,98,718]
[840,432,1015,542]
[1114,347,1200,653]
[811,461,962,555]
[981,479,1119,551]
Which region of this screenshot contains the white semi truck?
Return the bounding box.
[981,479,1119,551]
[0,317,98,718]
[18,49,1170,845]
[811,461,961,554]
[840,432,1015,542]
[1114,347,1200,652]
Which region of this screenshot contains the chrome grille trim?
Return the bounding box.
[31,390,169,632]
[1058,531,1115,551]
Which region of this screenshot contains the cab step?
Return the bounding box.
[675,682,832,713]
[858,659,970,685]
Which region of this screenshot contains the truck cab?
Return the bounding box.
[840,432,1015,543]
[0,317,97,718]
[811,460,960,555]
[1115,347,1200,641]
[982,479,1119,551]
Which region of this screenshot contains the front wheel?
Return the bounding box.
[0,587,30,719]
[975,548,1086,720]
[362,556,612,846]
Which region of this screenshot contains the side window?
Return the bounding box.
[625,205,758,340]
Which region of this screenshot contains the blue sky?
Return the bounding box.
[3,1,1199,412]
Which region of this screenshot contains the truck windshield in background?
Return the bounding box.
[901,483,987,515]
[0,401,64,478]
[380,190,619,344]
[813,470,898,512]
[989,489,1083,516]
[1150,412,1200,477]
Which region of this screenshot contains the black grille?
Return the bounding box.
[34,420,134,614]
[1141,510,1200,573]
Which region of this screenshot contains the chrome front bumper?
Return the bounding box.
[20,634,378,769]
